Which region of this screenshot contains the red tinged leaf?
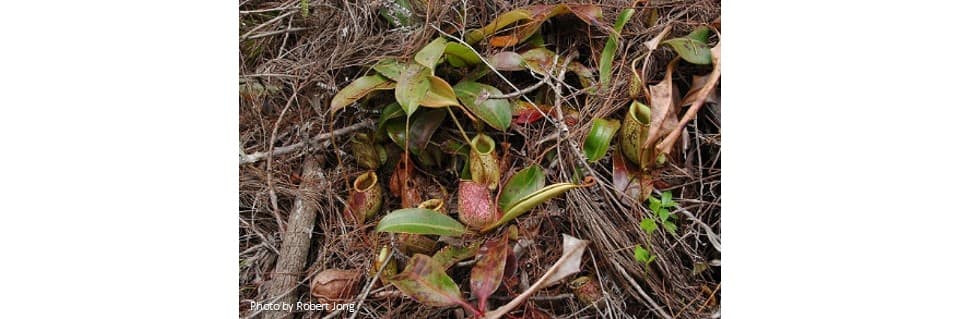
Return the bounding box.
[565,4,603,27]
[389,154,422,208]
[511,101,554,125]
[432,242,481,270]
[612,147,654,202]
[344,171,383,224]
[470,233,511,310]
[389,254,480,315]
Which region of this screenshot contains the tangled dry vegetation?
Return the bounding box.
[240,0,720,318]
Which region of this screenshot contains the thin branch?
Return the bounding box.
[611,261,673,319]
[240,10,296,41]
[346,248,395,319]
[486,75,549,99]
[240,120,373,165]
[654,190,721,253]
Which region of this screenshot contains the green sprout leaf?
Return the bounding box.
[330,74,395,114]
[658,208,670,222]
[640,218,657,234]
[662,37,712,65]
[649,196,661,212]
[376,208,467,237]
[583,118,621,162]
[453,81,512,131]
[498,165,546,211]
[633,244,650,263]
[600,8,635,90]
[663,220,677,235]
[661,191,676,207]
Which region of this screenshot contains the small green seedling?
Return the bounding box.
[633,244,656,267]
[640,191,678,235]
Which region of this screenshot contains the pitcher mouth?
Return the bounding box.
[353,171,378,192]
[418,198,444,212]
[472,133,495,154]
[629,100,651,125]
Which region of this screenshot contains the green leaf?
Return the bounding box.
[373,58,403,81]
[657,208,670,222]
[686,26,712,43]
[649,197,661,212]
[583,118,621,162]
[390,254,469,308]
[378,102,404,130]
[600,9,635,90]
[444,42,481,67]
[661,191,676,207]
[483,180,584,232]
[453,81,512,131]
[520,48,558,75]
[408,108,446,154]
[415,38,448,70]
[446,55,467,68]
[432,242,480,269]
[465,9,534,44]
[376,208,467,236]
[384,108,446,155]
[633,244,650,263]
[663,220,677,235]
[420,76,460,107]
[386,109,447,156]
[662,38,712,65]
[330,74,395,114]
[640,218,657,234]
[498,165,546,211]
[470,233,510,310]
[395,63,431,116]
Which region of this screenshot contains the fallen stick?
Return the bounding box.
[264,157,322,319]
[240,120,373,165]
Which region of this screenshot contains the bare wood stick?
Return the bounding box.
[486,75,549,99]
[240,120,373,165]
[264,157,323,319]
